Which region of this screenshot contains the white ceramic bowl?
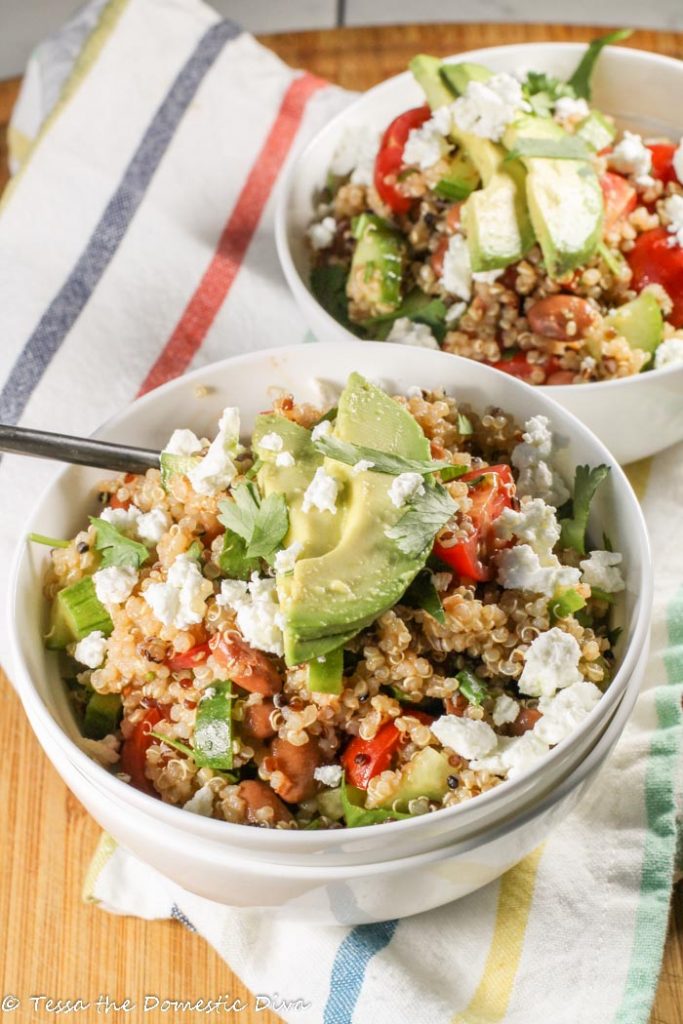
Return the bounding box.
[8,345,652,907]
[276,43,683,465]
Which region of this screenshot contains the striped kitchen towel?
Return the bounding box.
[2,2,682,1023]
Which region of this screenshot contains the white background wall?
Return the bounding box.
[1,0,682,78]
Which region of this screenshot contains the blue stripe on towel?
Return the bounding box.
[0,18,241,426]
[323,921,399,1024]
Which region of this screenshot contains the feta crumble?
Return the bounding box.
[385,317,439,349]
[430,714,498,760]
[451,73,525,142]
[469,732,550,779]
[80,734,120,767]
[388,472,425,508]
[93,565,138,607]
[518,627,583,698]
[187,407,241,496]
[352,458,375,475]
[307,216,337,251]
[259,432,284,452]
[441,234,472,301]
[495,497,561,557]
[136,508,170,545]
[553,96,590,123]
[533,681,602,746]
[662,193,683,248]
[217,574,284,656]
[73,630,108,669]
[143,553,213,629]
[311,418,333,441]
[608,131,653,185]
[403,116,451,170]
[492,693,520,727]
[164,428,203,457]
[580,549,625,593]
[183,784,215,816]
[314,764,343,787]
[654,336,683,369]
[100,504,141,536]
[330,125,381,187]
[302,468,339,514]
[496,543,580,597]
[511,415,570,507]
[274,540,303,575]
[275,451,295,468]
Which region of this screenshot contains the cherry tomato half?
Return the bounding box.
[647,143,678,185]
[341,710,433,789]
[119,707,164,796]
[627,226,683,327]
[166,642,211,673]
[487,352,561,383]
[600,172,637,233]
[433,465,515,582]
[373,106,431,214]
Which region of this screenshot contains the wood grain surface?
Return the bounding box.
[1,21,681,1024]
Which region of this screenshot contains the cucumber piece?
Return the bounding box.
[605,292,664,365]
[350,214,404,314]
[576,110,616,152]
[193,680,234,770]
[83,692,122,740]
[160,451,202,489]
[376,746,452,810]
[317,786,344,821]
[434,152,481,201]
[307,646,344,694]
[45,577,113,650]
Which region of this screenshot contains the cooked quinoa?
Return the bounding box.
[41,375,623,829]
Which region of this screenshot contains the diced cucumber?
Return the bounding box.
[83,692,122,740]
[376,746,452,810]
[317,786,344,821]
[434,151,480,201]
[307,646,344,694]
[193,680,234,770]
[576,110,616,152]
[350,214,404,313]
[605,292,664,364]
[45,577,113,650]
[160,451,201,489]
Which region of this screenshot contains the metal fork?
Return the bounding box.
[0,424,160,474]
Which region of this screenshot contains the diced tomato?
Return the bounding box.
[108,494,131,510]
[166,642,211,672]
[627,226,683,327]
[373,106,431,214]
[119,708,164,796]
[341,710,433,789]
[433,465,515,582]
[486,351,561,383]
[431,236,449,277]
[647,143,678,185]
[600,172,637,233]
[445,202,463,233]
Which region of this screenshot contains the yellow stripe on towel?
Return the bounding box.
[452,846,544,1024]
[623,457,652,503]
[81,832,118,904]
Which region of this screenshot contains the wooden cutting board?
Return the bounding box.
[0,22,681,1024]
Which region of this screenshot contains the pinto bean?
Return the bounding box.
[508,707,542,736]
[444,693,469,717]
[527,295,597,340]
[545,370,576,386]
[270,736,322,804]
[210,633,282,695]
[242,700,277,741]
[237,780,294,825]
[431,236,449,277]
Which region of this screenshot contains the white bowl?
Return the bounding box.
[7,345,652,900]
[276,42,683,465]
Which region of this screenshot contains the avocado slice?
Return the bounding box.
[279,374,432,666]
[503,114,603,278]
[605,292,664,366]
[45,576,113,650]
[348,214,404,317]
[375,746,452,810]
[83,692,122,740]
[410,56,535,271]
[576,110,616,153]
[434,151,480,201]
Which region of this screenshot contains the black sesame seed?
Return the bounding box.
[76,542,89,554]
[447,775,459,790]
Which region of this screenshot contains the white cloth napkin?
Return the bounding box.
[2,3,682,1022]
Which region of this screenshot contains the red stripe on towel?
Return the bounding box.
[138,72,326,396]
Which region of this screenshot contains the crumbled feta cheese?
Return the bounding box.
[441,234,472,301]
[143,553,213,629]
[93,565,138,606]
[553,96,590,123]
[431,714,498,760]
[259,432,284,452]
[187,407,241,496]
[445,301,467,324]
[403,116,451,170]
[81,733,120,766]
[164,428,203,457]
[307,216,337,251]
[136,508,170,545]
[492,693,520,727]
[405,386,424,398]
[275,451,295,468]
[302,468,339,514]
[511,415,570,507]
[352,458,375,475]
[518,627,583,698]
[183,784,215,816]
[662,194,683,247]
[469,732,550,778]
[609,131,653,185]
[654,335,683,368]
[311,418,333,441]
[385,317,439,349]
[73,630,108,669]
[314,764,343,787]
[388,472,425,508]
[495,497,561,556]
[451,73,525,142]
[330,125,381,187]
[274,540,303,575]
[496,543,580,596]
[217,574,284,656]
[533,681,602,745]
[674,138,683,186]
[100,505,141,535]
[580,549,625,593]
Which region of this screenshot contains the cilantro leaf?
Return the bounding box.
[402,570,446,624]
[521,70,576,118]
[567,29,632,99]
[313,433,460,477]
[559,464,611,555]
[549,588,587,623]
[89,517,150,570]
[386,483,458,558]
[218,483,288,562]
[341,776,411,828]
[504,136,593,162]
[310,265,362,336]
[361,289,448,343]
[219,529,260,580]
[456,669,489,706]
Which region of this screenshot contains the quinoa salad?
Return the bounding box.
[307,31,683,384]
[37,373,624,830]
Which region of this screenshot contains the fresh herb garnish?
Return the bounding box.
[440,465,469,482]
[549,588,587,623]
[402,570,446,624]
[193,680,234,770]
[521,70,576,117]
[386,483,458,558]
[310,265,361,336]
[185,539,203,561]
[219,528,261,580]
[456,669,488,706]
[244,458,263,480]
[559,465,610,555]
[567,29,632,100]
[28,532,70,549]
[89,517,150,570]
[590,586,615,604]
[218,483,288,563]
[150,731,195,758]
[457,413,474,436]
[504,135,593,162]
[597,242,626,277]
[340,775,411,828]
[434,178,475,201]
[313,433,458,477]
[362,289,448,344]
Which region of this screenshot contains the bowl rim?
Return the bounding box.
[7,342,654,847]
[274,40,683,394]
